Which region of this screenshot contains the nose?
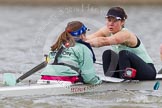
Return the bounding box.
[107,21,114,26]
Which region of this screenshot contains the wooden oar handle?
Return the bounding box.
[44,54,48,62]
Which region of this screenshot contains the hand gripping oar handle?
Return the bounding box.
[16,61,47,83]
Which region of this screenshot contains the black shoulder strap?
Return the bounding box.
[52,46,65,65]
[51,46,81,74]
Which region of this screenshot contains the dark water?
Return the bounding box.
[0,4,162,108]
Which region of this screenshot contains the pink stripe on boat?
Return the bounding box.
[41,75,79,83]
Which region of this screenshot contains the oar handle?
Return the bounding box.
[16,61,47,83]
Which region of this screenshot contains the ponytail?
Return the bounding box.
[51,31,75,51]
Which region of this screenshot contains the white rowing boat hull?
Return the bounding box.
[0,79,162,97]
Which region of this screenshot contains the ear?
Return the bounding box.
[121,20,125,26]
[80,34,86,41]
[119,20,125,29]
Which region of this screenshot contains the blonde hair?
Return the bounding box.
[51,21,84,51]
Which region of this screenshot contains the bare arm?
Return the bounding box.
[87,30,137,47]
[86,26,109,40]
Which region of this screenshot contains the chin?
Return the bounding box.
[110,30,118,34]
[109,30,114,34]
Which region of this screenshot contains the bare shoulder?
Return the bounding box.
[112,29,137,46]
[121,29,138,47]
[113,29,132,40]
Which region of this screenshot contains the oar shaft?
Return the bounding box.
[95,61,103,65]
[16,61,47,83]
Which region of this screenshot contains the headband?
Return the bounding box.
[68,25,88,36]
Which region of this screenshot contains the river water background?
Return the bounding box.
[0,4,162,108]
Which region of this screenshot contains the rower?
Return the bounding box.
[40,21,102,85]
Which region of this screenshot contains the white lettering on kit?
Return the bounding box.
[62,51,71,56]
